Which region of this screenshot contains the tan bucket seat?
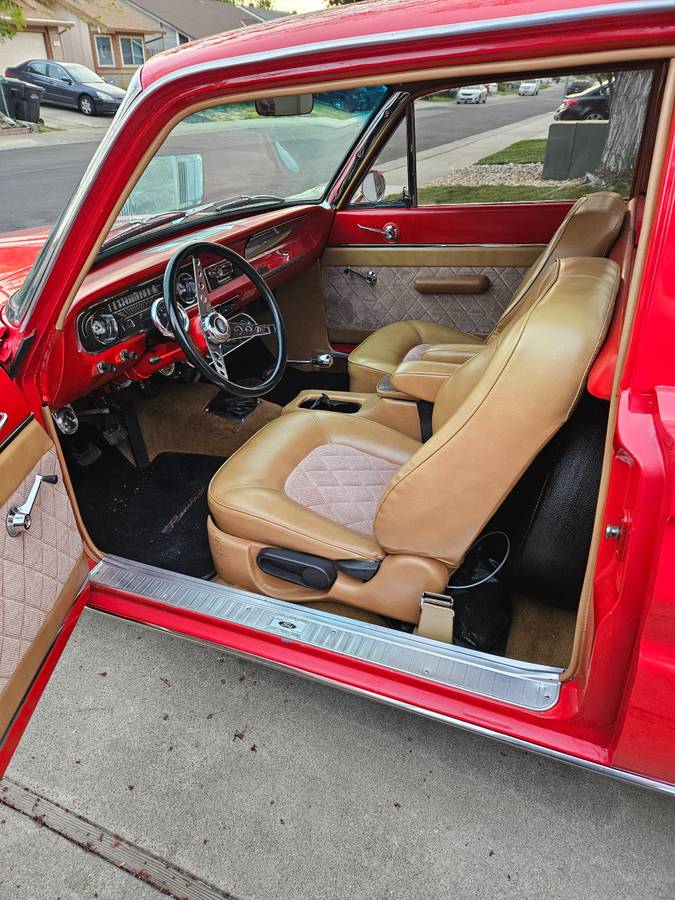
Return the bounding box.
[208,257,620,623]
[348,192,625,393]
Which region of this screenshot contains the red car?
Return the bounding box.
[1,0,675,799]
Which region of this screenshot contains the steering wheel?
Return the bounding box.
[163,241,286,398]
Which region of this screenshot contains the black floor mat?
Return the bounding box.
[68,443,224,578]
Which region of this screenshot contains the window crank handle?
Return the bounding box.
[6,473,59,537]
[343,266,377,286]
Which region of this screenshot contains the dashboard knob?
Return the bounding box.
[85,312,119,346]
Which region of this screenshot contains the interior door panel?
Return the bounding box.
[320,245,543,343]
[321,203,571,345]
[0,372,87,755]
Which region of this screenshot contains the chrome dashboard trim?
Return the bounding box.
[90,555,562,711]
[13,0,675,329]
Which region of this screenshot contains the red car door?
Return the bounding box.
[0,368,88,776]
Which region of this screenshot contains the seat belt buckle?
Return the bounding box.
[415,591,455,644]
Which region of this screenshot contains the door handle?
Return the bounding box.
[6,474,59,537]
[357,222,400,242]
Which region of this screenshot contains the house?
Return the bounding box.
[0,1,76,71]
[124,0,287,56]
[0,0,161,88]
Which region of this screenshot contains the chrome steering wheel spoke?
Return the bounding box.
[192,255,213,316]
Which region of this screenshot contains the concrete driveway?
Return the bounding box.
[2,608,674,900]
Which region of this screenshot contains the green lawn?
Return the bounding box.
[476,139,548,166]
[417,183,628,203]
[417,183,591,204]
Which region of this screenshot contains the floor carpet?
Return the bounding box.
[69,443,224,578]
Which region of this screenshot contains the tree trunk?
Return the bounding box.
[597,71,652,186]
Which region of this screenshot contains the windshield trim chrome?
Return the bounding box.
[11,0,674,329]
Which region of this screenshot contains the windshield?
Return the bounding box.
[65,64,104,84]
[103,88,388,248]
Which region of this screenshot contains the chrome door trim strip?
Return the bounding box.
[90,555,561,711]
[14,0,675,328]
[88,606,675,798]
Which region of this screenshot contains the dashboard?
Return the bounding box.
[53,205,332,406]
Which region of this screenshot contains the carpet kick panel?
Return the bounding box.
[68,443,224,578]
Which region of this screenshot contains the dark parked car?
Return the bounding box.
[554,81,610,121]
[565,78,597,95]
[2,60,125,116]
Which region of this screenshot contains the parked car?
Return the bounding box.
[2,0,675,801]
[554,81,610,120]
[566,77,597,95]
[456,84,488,103]
[3,60,126,116]
[518,80,540,95]
[486,82,498,93]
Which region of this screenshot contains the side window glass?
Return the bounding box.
[349,117,409,206]
[413,70,652,205]
[28,62,47,76]
[47,64,65,80]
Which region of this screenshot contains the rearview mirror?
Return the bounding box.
[120,153,204,217]
[255,94,314,117]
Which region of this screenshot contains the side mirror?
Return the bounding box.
[120,153,204,216]
[255,94,314,117]
[361,170,386,203]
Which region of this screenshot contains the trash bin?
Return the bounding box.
[14,81,44,123]
[0,76,24,119]
[0,77,44,123]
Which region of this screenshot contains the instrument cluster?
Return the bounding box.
[77,259,234,353]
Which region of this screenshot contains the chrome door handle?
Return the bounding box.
[6,474,58,537]
[357,222,400,242]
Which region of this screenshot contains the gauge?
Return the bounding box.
[176,272,197,305]
[150,298,189,339]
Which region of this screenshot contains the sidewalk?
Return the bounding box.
[1,608,673,900]
[381,110,554,192]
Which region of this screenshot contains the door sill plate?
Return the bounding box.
[90,556,561,711]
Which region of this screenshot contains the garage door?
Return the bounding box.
[0,31,47,71]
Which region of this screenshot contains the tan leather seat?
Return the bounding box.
[209,257,620,623]
[348,192,626,392]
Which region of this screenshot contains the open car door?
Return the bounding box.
[0,367,88,776]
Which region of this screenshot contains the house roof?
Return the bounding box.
[126,0,264,39]
[238,4,288,22]
[13,0,75,27]
[58,0,160,35]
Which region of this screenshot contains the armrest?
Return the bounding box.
[414,274,489,294]
[420,342,485,365]
[390,360,455,403]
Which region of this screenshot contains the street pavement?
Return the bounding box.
[2,609,674,900]
[0,90,562,234]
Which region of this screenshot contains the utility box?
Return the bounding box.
[543,121,609,180]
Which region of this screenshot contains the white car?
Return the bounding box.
[456,84,488,103]
[518,80,540,95]
[487,82,498,93]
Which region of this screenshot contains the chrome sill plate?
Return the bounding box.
[90,556,561,711]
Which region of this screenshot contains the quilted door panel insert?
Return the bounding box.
[0,447,83,690]
[321,265,528,335]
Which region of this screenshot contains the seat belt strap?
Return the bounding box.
[417,400,434,442]
[415,592,454,644]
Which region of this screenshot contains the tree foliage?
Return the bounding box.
[0,0,23,41]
